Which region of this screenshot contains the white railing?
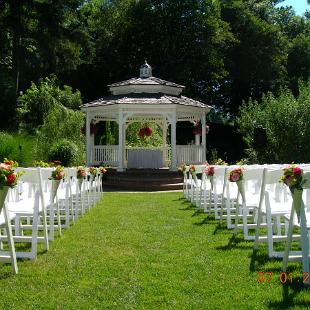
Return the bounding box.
[176,145,205,164]
[92,145,204,167]
[125,146,171,164]
[93,145,118,165]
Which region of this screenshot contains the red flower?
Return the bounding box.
[138,128,146,138]
[293,167,302,176]
[144,127,152,137]
[6,173,16,185]
[205,166,215,176]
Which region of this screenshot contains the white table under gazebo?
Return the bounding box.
[81,61,212,171]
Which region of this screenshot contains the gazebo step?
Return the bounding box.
[102,169,183,191]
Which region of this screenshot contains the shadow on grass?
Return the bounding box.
[267,280,309,309]
[249,249,278,271]
[215,234,249,251]
[191,209,205,217]
[213,223,229,235]
[193,215,217,226]
[179,204,197,211]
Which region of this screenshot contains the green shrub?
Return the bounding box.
[48,139,79,167]
[0,132,36,166]
[37,105,85,165]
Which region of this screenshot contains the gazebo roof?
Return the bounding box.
[82,93,209,109]
[81,61,212,115]
[108,76,184,89]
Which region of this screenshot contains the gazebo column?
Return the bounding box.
[201,114,207,162]
[162,119,168,166]
[86,112,91,166]
[170,113,177,171]
[117,112,125,171]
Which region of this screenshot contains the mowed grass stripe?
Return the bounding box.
[0,192,309,309]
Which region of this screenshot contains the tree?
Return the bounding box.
[219,0,288,114]
[237,80,310,163]
[77,0,233,102]
[17,75,82,133]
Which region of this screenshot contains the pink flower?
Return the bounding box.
[293,167,302,176]
[0,163,10,170]
[230,172,241,182]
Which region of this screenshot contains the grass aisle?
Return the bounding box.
[0,192,309,309]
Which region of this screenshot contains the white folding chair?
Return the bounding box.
[0,187,18,274]
[282,171,310,285]
[220,166,240,229]
[254,168,299,258]
[233,167,264,240]
[5,168,49,260]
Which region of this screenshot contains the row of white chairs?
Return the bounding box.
[182,163,310,285]
[0,167,103,274]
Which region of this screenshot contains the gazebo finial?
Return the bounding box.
[140,60,152,78]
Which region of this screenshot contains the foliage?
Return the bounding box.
[237,79,310,163]
[17,75,82,133]
[0,131,36,167]
[37,105,85,165]
[48,139,79,167]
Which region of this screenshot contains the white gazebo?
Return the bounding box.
[81,62,212,171]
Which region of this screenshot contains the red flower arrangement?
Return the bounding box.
[50,165,65,180]
[229,167,244,182]
[138,126,153,138]
[280,164,304,190]
[0,159,22,188]
[77,166,88,179]
[205,165,215,177]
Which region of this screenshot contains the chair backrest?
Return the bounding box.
[303,172,310,189]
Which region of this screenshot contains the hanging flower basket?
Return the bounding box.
[81,122,98,136]
[193,122,210,136]
[138,126,153,138]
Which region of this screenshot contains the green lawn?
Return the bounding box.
[0,192,309,309]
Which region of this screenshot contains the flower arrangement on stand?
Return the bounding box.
[99,166,107,174]
[280,164,305,221]
[178,163,187,174]
[229,167,244,198]
[189,164,196,176]
[0,159,23,211]
[49,165,65,202]
[77,166,88,189]
[229,167,244,182]
[138,125,153,138]
[205,165,215,177]
[89,166,98,176]
[205,165,215,189]
[89,166,98,184]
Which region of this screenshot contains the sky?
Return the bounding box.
[276,0,310,16]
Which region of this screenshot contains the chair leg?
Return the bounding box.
[3,205,18,274]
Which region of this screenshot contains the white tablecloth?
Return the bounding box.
[127,150,163,169]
